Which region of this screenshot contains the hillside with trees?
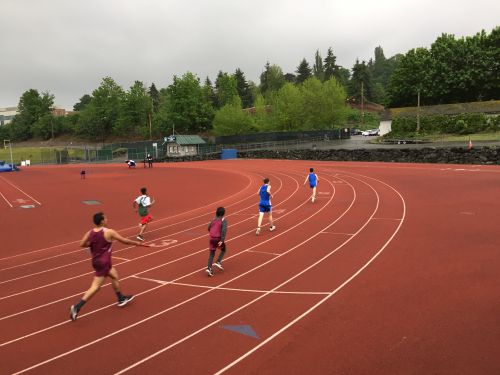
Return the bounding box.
[1,26,497,142]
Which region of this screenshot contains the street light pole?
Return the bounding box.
[416,89,421,133]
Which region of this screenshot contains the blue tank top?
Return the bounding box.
[308,173,317,185]
[259,185,270,205]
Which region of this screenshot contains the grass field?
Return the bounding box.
[0,147,85,164]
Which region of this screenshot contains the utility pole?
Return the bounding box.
[361,81,364,124]
[416,89,421,132]
[148,113,152,140]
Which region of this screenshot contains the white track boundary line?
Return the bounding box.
[0,165,256,261]
[170,282,330,295]
[246,250,281,256]
[132,276,168,285]
[5,173,338,357]
[0,175,41,205]
[113,173,381,374]
[213,172,406,374]
[0,172,293,293]
[0,191,13,207]
[0,171,303,320]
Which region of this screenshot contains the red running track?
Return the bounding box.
[0,160,499,374]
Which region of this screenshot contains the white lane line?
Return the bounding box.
[213,172,406,375]
[9,173,335,372]
[0,191,13,207]
[170,282,330,295]
[0,166,256,261]
[112,257,130,262]
[0,175,42,205]
[247,250,281,256]
[132,276,168,285]
[0,172,290,293]
[320,231,354,236]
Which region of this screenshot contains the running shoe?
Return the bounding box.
[269,225,276,232]
[70,305,78,321]
[117,295,134,307]
[256,227,261,235]
[206,268,214,277]
[136,235,145,241]
[214,262,224,270]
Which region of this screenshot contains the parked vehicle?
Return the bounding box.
[350,128,362,135]
[362,129,380,136]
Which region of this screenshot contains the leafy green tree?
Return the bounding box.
[158,72,214,134]
[10,89,54,140]
[313,50,325,82]
[271,83,303,131]
[117,81,152,137]
[251,93,271,132]
[259,62,285,95]
[215,71,238,108]
[32,114,57,140]
[387,48,432,107]
[296,58,312,84]
[212,96,255,135]
[75,77,124,141]
[73,94,91,111]
[301,77,347,130]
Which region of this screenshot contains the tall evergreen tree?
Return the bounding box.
[313,50,325,82]
[324,47,337,81]
[148,83,160,113]
[296,58,312,84]
[202,77,217,109]
[349,59,376,102]
[234,68,254,108]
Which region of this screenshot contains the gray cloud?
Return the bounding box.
[1,0,498,109]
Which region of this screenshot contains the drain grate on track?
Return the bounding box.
[82,200,101,205]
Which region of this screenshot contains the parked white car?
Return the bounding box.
[362,129,380,136]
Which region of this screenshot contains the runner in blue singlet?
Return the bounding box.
[303,167,319,203]
[256,178,276,235]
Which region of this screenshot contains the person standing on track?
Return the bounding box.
[256,177,276,235]
[206,207,227,277]
[303,167,319,203]
[133,187,155,241]
[70,212,149,321]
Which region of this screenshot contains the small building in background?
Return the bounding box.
[165,135,206,157]
[0,107,18,126]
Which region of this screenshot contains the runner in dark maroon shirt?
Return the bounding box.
[70,212,149,321]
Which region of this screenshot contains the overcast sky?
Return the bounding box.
[1,0,498,109]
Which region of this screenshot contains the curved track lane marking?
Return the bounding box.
[0,165,254,261]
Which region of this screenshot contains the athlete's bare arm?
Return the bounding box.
[80,231,91,247]
[106,229,149,247]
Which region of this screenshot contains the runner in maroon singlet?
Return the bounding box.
[69,212,149,321]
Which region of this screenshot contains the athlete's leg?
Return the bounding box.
[108,267,121,293]
[257,212,264,227]
[81,276,106,301]
[268,212,274,228]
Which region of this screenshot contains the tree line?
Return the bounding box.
[1,26,497,142]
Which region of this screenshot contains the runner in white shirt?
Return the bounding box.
[133,187,155,241]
